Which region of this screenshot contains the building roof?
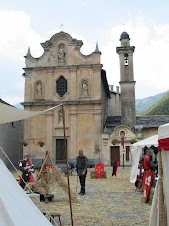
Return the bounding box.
[120,31,130,41]
[136,116,169,128]
[105,116,121,127]
[105,115,169,129]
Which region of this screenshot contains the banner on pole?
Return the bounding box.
[144,171,153,202]
[95,163,104,178]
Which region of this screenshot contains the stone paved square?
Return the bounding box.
[28,167,151,226]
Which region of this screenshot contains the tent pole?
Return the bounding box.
[62,105,74,226]
[158,149,164,226]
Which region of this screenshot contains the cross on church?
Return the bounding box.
[60,23,64,31]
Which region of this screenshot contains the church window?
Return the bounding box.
[56,76,67,97]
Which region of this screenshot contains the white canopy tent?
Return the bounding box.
[0,102,62,124]
[149,123,169,226]
[130,135,158,183]
[0,156,52,226]
[0,102,63,225]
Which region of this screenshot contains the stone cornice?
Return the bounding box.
[116,46,135,54]
[21,99,102,106]
[119,81,136,84]
[23,64,102,72]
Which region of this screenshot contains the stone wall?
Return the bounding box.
[0,121,23,169]
[108,91,121,116]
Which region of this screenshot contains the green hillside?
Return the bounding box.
[136,91,166,114]
[141,92,169,115]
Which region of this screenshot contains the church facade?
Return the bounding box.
[22,31,169,167]
[22,32,110,166]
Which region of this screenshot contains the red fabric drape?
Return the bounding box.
[158,138,169,151]
[121,138,124,146]
[115,161,120,177]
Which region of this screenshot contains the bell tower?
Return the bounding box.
[116,32,136,128]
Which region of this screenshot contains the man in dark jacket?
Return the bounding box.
[76,149,88,195]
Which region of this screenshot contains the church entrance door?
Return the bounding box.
[110,146,120,166]
[56,139,67,163]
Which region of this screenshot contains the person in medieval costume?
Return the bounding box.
[19,154,35,189]
[135,156,144,191]
[76,149,88,195]
[112,161,120,177]
[141,148,157,202]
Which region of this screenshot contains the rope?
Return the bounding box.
[70,124,82,195]
[0,146,58,226]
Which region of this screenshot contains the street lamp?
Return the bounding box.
[120,131,125,169]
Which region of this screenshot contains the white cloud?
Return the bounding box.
[100,17,169,98]
[70,32,95,55]
[0,10,44,60]
[0,10,45,104]
[3,96,24,105]
[1,11,168,101]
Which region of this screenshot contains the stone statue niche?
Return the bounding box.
[58,110,63,125]
[58,44,66,64]
[36,82,42,97]
[81,80,88,96]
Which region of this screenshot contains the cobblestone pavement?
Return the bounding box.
[29,167,151,226]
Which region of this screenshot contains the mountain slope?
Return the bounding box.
[136,91,166,114]
[141,92,169,115]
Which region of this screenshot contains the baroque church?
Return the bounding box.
[22,31,169,167]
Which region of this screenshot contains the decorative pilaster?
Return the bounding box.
[46,69,54,100]
[24,73,32,102]
[70,105,77,159]
[69,67,77,99]
[24,106,31,156]
[94,104,102,161]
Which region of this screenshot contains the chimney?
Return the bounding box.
[109,85,114,92]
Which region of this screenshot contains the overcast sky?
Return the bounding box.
[1,0,169,105]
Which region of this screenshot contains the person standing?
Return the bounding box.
[112,160,120,177]
[19,154,35,189]
[141,148,156,202]
[76,149,88,195]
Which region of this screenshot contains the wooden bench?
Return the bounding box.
[43,212,61,225]
[49,212,62,225]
